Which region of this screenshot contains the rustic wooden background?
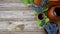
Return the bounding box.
[0,0,46,34]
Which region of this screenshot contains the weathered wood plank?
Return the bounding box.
[0,0,46,34]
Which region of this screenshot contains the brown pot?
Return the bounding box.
[50,0,59,1]
[47,1,60,7]
[34,0,41,5]
[47,6,60,23]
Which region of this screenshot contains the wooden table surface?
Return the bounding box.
[0,0,47,34]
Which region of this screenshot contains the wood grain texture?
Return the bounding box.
[0,0,47,34]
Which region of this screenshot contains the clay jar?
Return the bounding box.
[38,13,45,20]
[47,6,60,23]
[34,0,41,5]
